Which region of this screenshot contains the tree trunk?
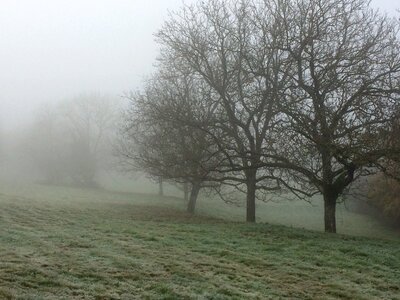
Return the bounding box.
[324,191,337,233]
[321,151,338,233]
[183,182,189,203]
[187,182,201,214]
[158,177,164,196]
[246,171,257,223]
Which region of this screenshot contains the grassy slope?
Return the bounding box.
[0,183,399,299]
[100,173,399,239]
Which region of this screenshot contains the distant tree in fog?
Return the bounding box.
[60,94,119,186]
[28,105,68,184]
[28,94,119,187]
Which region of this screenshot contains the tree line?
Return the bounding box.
[24,94,119,187]
[118,0,400,233]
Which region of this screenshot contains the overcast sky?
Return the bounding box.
[0,0,398,129]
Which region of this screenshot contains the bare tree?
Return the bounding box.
[28,105,68,184]
[157,0,400,231]
[28,94,119,187]
[269,0,400,232]
[60,93,120,187]
[157,0,287,222]
[118,70,222,214]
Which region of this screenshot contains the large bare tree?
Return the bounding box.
[269,0,400,232]
[157,0,400,231]
[157,0,288,222]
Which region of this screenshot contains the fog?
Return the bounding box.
[0,0,396,131]
[1,1,208,187]
[0,1,399,296]
[0,0,397,177]
[0,0,199,130]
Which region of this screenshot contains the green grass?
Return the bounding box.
[99,173,399,239]
[0,182,399,299]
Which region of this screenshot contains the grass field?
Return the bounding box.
[100,174,399,239]
[0,182,399,299]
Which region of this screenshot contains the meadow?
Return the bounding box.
[0,180,399,299]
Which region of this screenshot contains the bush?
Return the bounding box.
[368,173,400,226]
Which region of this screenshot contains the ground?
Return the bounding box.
[0,182,399,299]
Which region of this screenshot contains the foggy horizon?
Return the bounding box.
[0,0,397,130]
[1,0,197,130]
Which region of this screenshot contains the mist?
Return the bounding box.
[0,0,398,203]
[0,0,199,131]
[0,0,199,185]
[0,0,399,298]
[0,0,395,129]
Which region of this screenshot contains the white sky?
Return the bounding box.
[0,0,398,129]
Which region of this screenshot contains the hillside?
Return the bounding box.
[0,183,399,299]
